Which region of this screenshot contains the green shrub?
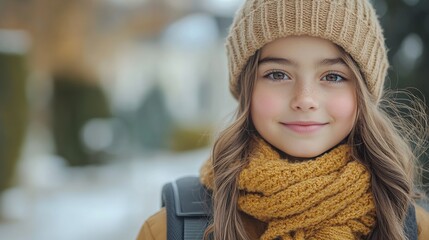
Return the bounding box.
[0,52,28,192]
[52,72,111,166]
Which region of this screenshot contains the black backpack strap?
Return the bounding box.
[162,176,212,240]
[404,204,418,240]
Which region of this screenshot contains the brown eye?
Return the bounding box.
[265,71,290,81]
[323,73,344,82]
[273,72,285,79]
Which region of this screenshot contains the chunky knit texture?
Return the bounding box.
[226,0,388,102]
[200,138,376,240]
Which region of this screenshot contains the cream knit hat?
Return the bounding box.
[226,0,389,101]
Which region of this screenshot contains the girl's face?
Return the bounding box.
[251,36,357,159]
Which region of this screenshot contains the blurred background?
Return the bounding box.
[0,0,428,239]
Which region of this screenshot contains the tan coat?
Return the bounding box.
[137,205,429,240]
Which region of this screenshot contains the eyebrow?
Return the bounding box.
[258,57,347,67]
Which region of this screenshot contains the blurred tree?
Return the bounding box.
[381,0,429,95]
[378,0,429,192]
[0,53,28,192]
[135,84,173,150]
[51,70,111,166]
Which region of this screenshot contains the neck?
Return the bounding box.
[268,138,349,162]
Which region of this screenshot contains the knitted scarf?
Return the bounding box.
[200,137,376,240]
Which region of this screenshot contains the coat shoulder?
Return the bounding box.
[136,208,167,240]
[416,204,429,240]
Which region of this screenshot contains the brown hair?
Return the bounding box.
[205,46,428,240]
[344,51,427,239]
[203,50,260,240]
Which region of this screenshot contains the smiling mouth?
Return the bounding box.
[281,121,328,133]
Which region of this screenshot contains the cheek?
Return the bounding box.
[326,91,357,121]
[251,88,283,120]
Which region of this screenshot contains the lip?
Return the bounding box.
[281,121,328,133]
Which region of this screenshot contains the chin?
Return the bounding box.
[292,152,321,160]
[280,148,326,160]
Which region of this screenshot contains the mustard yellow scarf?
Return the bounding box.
[200,138,376,240]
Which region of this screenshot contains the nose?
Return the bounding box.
[290,83,319,111]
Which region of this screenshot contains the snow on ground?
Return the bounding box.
[0,136,208,240]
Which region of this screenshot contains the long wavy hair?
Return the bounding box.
[204,46,428,240]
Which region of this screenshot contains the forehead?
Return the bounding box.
[260,36,342,61]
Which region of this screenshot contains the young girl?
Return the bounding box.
[138,0,429,239]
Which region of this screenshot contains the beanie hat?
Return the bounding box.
[226,0,389,101]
